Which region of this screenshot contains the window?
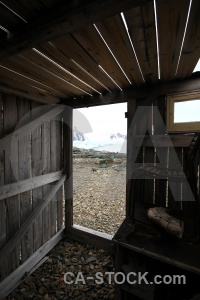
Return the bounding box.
[167,92,200,132]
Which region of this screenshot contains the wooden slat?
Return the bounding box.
[37,43,105,92]
[0,93,7,281]
[0,171,62,201]
[95,15,144,85]
[50,116,63,231]
[124,1,158,83]
[1,56,85,97]
[136,135,194,148]
[73,25,128,87]
[63,107,73,227]
[0,104,66,153]
[0,0,151,59]
[176,0,200,78]
[42,112,51,243]
[4,95,20,274]
[50,120,58,235]
[0,174,66,265]
[0,82,60,104]
[53,36,118,90]
[156,0,190,80]
[18,99,33,262]
[31,102,43,251]
[0,64,68,99]
[0,228,64,300]
[22,49,94,94]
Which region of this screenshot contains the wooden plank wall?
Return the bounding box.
[0,93,64,283]
[128,97,200,241]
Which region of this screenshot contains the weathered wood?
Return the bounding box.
[0,65,68,99]
[95,15,144,85]
[31,102,43,251]
[50,119,58,235]
[124,1,158,83]
[0,228,64,300]
[0,104,66,152]
[156,0,190,81]
[136,135,194,148]
[0,174,66,265]
[18,98,33,262]
[63,107,73,228]
[42,112,51,243]
[4,95,20,274]
[73,24,128,87]
[0,0,151,59]
[66,225,114,254]
[0,171,62,201]
[50,116,63,232]
[0,82,59,104]
[63,77,200,108]
[0,93,7,281]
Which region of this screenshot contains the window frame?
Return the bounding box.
[166,91,200,132]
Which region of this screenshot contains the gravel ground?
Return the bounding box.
[7,152,126,299]
[9,238,115,300]
[73,157,126,236]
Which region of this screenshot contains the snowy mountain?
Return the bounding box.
[73,127,85,141]
[73,129,127,153]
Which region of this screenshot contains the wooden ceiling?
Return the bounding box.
[0,0,200,106]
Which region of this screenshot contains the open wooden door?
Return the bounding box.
[0,94,68,299]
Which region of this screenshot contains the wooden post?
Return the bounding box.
[63,106,73,228]
[126,99,137,219]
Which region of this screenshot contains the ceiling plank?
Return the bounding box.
[124,1,158,83]
[176,0,200,78]
[156,0,190,81]
[0,83,59,104]
[0,65,68,99]
[0,0,151,59]
[95,15,144,85]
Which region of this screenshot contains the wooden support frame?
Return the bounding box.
[66,225,114,254]
[0,170,62,201]
[0,228,64,300]
[0,174,66,264]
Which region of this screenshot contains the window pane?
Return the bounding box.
[174,99,200,123]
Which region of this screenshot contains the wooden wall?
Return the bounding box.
[0,93,64,283]
[127,96,200,242]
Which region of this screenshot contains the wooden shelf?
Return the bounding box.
[113,220,200,274]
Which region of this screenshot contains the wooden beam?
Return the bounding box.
[0,174,66,264]
[63,77,200,108]
[0,0,151,59]
[0,171,62,201]
[136,134,194,148]
[66,225,114,254]
[0,83,60,104]
[0,228,64,300]
[0,104,66,152]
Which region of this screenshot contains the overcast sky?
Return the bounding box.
[74,103,127,134]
